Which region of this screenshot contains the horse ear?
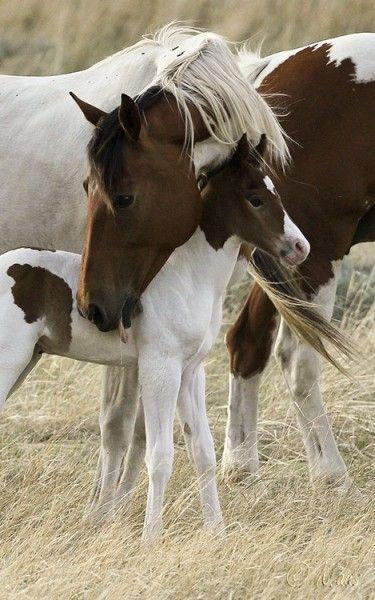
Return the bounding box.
[232,133,250,164]
[118,94,141,141]
[253,133,268,162]
[69,92,107,126]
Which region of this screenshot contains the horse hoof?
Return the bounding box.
[221,462,260,485]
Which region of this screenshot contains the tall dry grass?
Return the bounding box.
[0,250,374,598]
[0,0,374,74]
[0,2,374,598]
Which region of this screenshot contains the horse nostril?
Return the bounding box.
[87,303,104,326]
[295,241,304,254]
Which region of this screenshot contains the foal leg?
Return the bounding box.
[177,364,223,529]
[223,284,278,478]
[139,351,181,543]
[90,361,139,519]
[115,398,146,505]
[274,264,351,490]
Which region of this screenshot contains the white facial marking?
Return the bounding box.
[263,175,276,195]
[283,212,310,254]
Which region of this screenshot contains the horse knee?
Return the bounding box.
[276,334,320,399]
[146,446,174,483]
[101,410,127,449]
[274,329,297,371]
[191,433,216,475]
[290,349,320,399]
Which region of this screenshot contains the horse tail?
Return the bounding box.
[247,250,355,374]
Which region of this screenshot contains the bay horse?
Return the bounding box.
[0,24,289,509]
[223,33,375,491]
[0,135,314,541]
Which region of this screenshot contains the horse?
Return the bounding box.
[222,33,375,491]
[75,81,357,535]
[0,135,312,541]
[0,24,289,508]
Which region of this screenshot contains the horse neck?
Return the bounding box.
[161,223,240,302]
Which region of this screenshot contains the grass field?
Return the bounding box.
[0,1,374,598]
[0,247,373,599]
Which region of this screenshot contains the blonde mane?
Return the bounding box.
[128,24,290,168]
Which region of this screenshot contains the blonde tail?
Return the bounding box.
[248,251,356,374]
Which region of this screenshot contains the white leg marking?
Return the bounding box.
[177,364,223,529]
[139,352,181,543]
[274,261,351,489]
[222,373,261,477]
[90,362,139,520]
[115,399,146,506]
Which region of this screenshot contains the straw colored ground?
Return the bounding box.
[0,246,373,599]
[0,1,374,598]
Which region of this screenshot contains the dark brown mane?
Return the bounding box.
[87,86,164,198]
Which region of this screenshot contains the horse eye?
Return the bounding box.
[113,194,134,208]
[83,179,89,194]
[197,173,208,192]
[247,196,263,208]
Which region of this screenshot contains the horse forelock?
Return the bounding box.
[87,23,291,193]
[135,24,290,167]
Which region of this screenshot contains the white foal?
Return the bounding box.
[0,245,224,541]
[0,243,226,542]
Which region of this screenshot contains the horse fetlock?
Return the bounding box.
[222,445,260,481]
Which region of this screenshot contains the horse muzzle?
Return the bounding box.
[121,296,143,329]
[279,236,310,267]
[279,214,310,267]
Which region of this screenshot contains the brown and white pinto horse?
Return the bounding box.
[223,33,375,490]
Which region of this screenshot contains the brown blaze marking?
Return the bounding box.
[8,263,73,352]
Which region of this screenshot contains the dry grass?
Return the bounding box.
[0,247,374,599]
[0,0,374,74]
[0,2,374,598]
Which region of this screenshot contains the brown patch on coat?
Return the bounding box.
[8,263,73,352]
[184,422,192,435]
[227,42,375,379]
[258,43,375,288]
[352,205,375,245]
[226,284,277,378]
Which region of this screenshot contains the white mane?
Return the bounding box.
[123,24,290,167]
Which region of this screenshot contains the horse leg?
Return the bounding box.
[0,323,40,411]
[223,284,278,479]
[177,363,223,529]
[274,263,351,491]
[89,360,139,520]
[139,351,181,544]
[115,398,146,506]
